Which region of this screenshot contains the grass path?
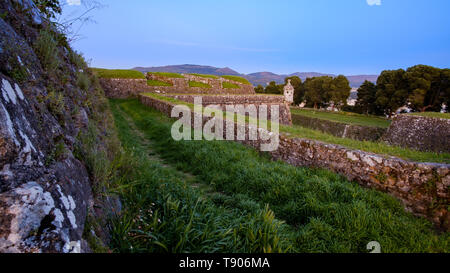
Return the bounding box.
[110,101,294,253]
[110,99,449,253]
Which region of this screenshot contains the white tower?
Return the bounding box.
[284,79,294,104]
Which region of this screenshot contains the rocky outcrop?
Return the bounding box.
[139,94,450,230]
[291,114,387,141]
[383,115,450,153]
[0,0,116,253]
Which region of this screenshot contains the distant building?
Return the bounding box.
[347,88,358,106]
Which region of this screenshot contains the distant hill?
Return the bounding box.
[132,64,378,87]
[133,64,241,76]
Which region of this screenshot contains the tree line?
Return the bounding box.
[255,75,351,110]
[255,64,449,116]
[355,65,449,116]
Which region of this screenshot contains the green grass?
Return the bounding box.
[222,82,240,89]
[189,81,212,89]
[408,112,450,120]
[141,93,450,164]
[91,68,145,79]
[148,72,185,78]
[108,100,292,253]
[189,73,219,79]
[222,75,252,85]
[111,98,450,253]
[291,108,391,128]
[147,79,173,87]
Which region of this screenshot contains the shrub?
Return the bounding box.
[77,72,91,92]
[69,50,87,70]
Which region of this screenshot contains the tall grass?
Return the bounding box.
[113,99,449,253]
[34,29,60,72]
[108,100,293,253]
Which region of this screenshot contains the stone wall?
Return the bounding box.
[99,78,153,98]
[164,94,292,125]
[383,115,450,153]
[146,73,255,95]
[291,114,387,141]
[139,94,450,230]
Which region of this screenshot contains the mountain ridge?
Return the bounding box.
[133,64,378,87]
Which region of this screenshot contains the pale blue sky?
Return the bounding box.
[63,0,450,75]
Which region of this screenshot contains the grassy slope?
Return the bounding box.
[408,112,450,120]
[222,82,240,89]
[222,75,252,85]
[111,99,449,253]
[91,68,145,79]
[148,72,185,78]
[189,73,219,79]
[142,93,450,163]
[291,108,391,128]
[147,79,172,86]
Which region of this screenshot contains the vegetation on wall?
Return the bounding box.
[221,75,252,85]
[92,68,146,79]
[148,72,185,78]
[188,80,212,88]
[147,79,173,87]
[222,81,240,89]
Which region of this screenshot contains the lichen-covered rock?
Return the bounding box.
[0,0,113,253]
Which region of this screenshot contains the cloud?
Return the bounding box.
[67,0,81,6]
[366,0,381,6]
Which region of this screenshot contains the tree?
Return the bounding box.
[265,81,282,94]
[405,65,442,112]
[375,69,409,117]
[356,80,380,115]
[329,75,351,110]
[304,76,333,108]
[255,84,264,93]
